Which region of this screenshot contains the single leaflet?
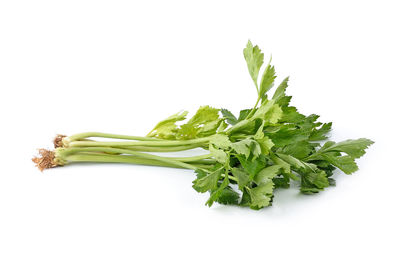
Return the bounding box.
[33,41,374,210]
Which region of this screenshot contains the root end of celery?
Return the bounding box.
[32,149,63,171]
[53,134,67,148]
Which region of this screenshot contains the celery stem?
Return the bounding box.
[68,136,212,148]
[67,132,163,142]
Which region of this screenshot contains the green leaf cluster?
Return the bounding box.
[147,106,227,140]
[148,40,374,209]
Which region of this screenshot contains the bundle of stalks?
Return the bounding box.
[33,132,216,172]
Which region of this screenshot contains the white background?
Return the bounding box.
[0,0,399,256]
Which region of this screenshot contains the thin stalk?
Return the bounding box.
[114,143,205,152]
[245,95,261,119]
[185,159,216,165]
[68,136,212,148]
[168,154,213,162]
[64,153,212,170]
[67,132,163,142]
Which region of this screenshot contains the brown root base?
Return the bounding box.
[32,149,58,171]
[53,134,67,148]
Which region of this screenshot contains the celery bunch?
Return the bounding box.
[33,41,373,209]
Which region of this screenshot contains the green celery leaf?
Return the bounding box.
[318,138,374,159]
[254,120,265,140]
[194,169,208,180]
[328,178,336,186]
[243,40,264,87]
[254,165,282,185]
[280,107,306,123]
[259,60,276,97]
[279,141,314,159]
[269,154,299,181]
[252,99,283,124]
[231,138,261,159]
[206,172,230,207]
[192,168,223,193]
[273,176,291,188]
[304,171,330,189]
[147,110,188,139]
[210,134,231,149]
[257,136,275,154]
[300,187,322,194]
[197,119,226,137]
[188,105,220,125]
[267,125,311,147]
[276,154,329,189]
[175,105,224,139]
[221,109,238,125]
[277,153,306,170]
[247,180,275,210]
[238,109,252,122]
[231,167,249,189]
[226,119,257,135]
[237,154,267,180]
[309,122,332,141]
[177,123,198,139]
[272,77,289,101]
[319,153,359,174]
[250,140,262,158]
[231,138,253,158]
[240,188,252,206]
[209,144,228,164]
[265,104,283,124]
[216,186,240,205]
[299,168,330,194]
[276,95,292,107]
[217,119,228,133]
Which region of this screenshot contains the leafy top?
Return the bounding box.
[148,40,373,209]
